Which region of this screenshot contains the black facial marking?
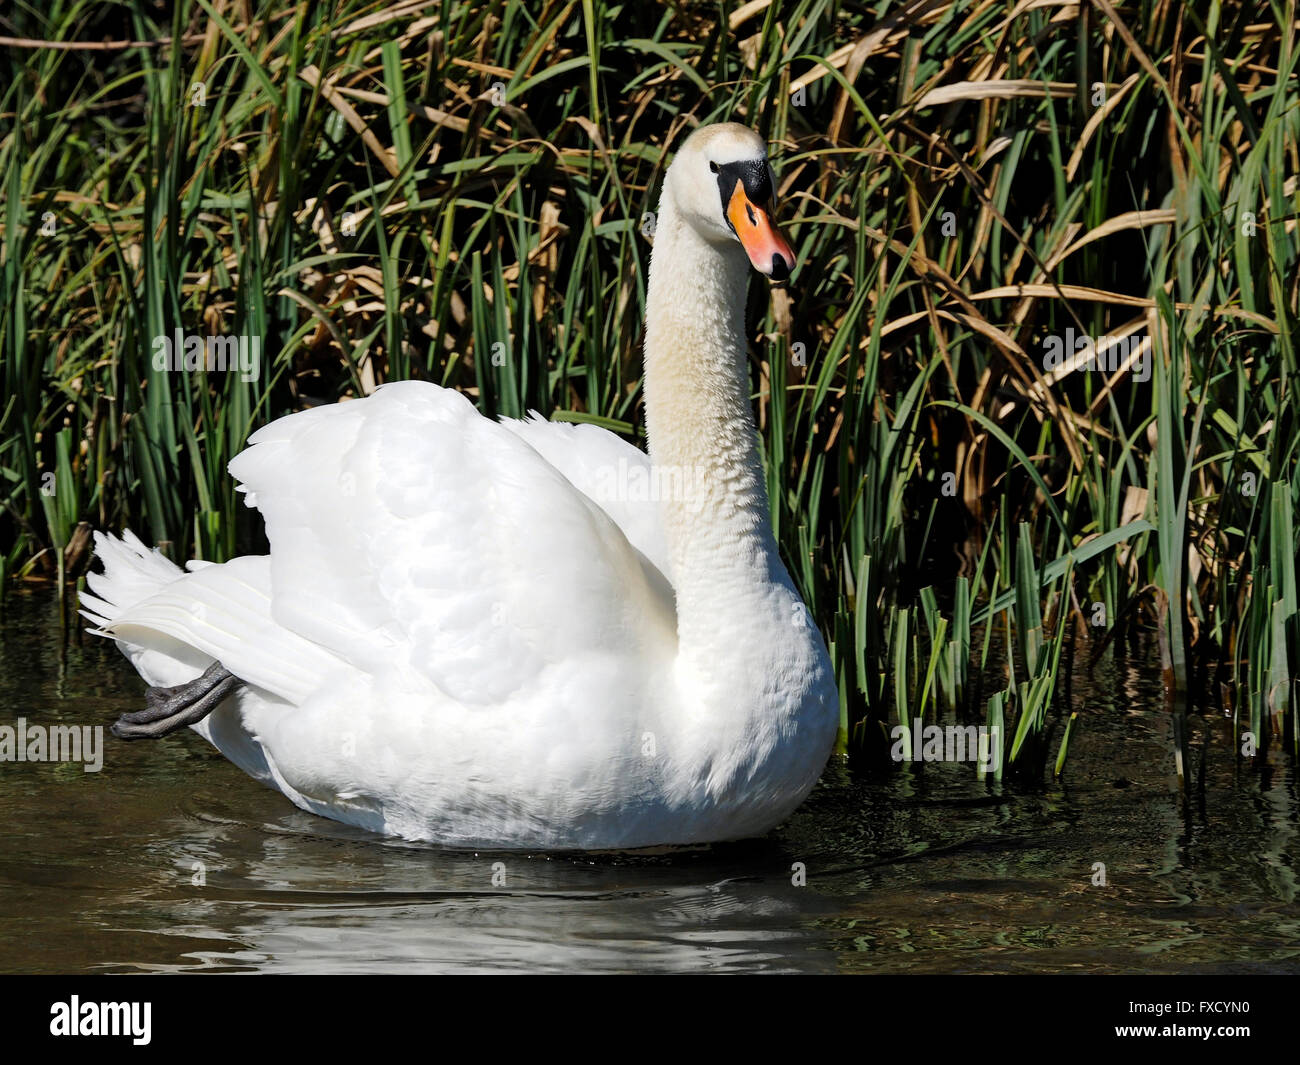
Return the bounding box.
[715,158,773,222]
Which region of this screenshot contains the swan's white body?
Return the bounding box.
[83,124,838,849]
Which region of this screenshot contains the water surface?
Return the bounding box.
[1,591,1296,973]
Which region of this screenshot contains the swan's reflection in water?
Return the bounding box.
[109,798,845,974]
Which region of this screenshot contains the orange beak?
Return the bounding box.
[725,179,795,281]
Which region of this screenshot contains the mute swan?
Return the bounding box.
[82,123,838,849]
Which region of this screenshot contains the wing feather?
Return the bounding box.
[499,414,670,578]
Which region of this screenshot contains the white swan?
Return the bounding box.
[82,123,838,849]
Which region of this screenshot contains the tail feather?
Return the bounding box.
[82,530,349,702]
[80,530,186,629]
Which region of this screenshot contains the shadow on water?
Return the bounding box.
[0,591,1297,973]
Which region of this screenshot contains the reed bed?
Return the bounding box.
[1,0,1296,777]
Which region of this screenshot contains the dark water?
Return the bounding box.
[1,590,1297,974]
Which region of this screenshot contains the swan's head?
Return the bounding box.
[665,123,796,281]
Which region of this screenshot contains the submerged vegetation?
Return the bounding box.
[1,0,1297,778]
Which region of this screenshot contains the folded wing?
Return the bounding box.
[227,381,676,706]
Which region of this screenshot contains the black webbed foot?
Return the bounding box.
[112,661,239,740]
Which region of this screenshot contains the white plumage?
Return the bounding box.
[83,124,838,849]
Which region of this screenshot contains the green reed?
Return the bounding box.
[0,0,1296,779]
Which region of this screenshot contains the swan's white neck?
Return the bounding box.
[639,184,836,814]
[642,191,787,668]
